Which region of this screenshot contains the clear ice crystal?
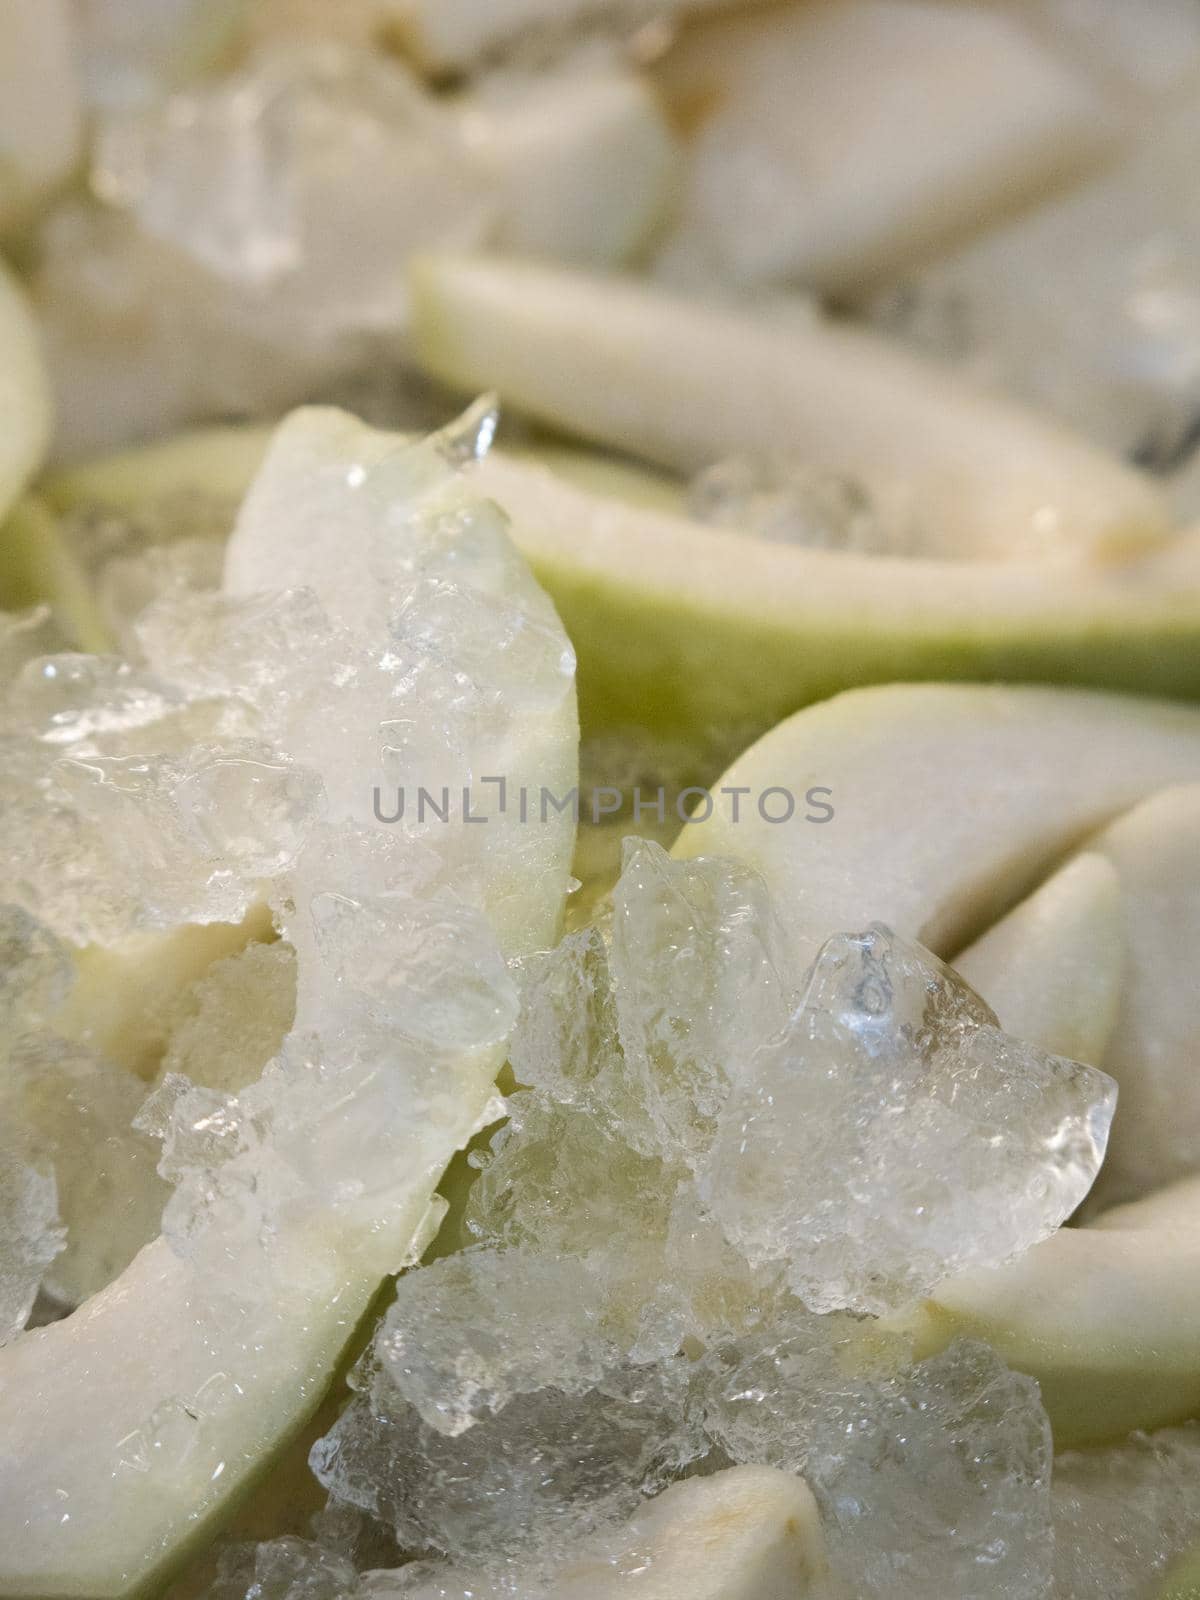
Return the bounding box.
[609,839,793,1168]
[158,940,297,1096]
[1053,1424,1200,1600]
[0,1147,64,1343]
[207,1535,362,1600]
[810,1341,1053,1600]
[700,922,1116,1315]
[311,1353,706,1573]
[687,455,903,554]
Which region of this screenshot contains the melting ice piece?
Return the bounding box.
[310,1353,706,1572]
[688,456,904,555]
[700,923,1116,1315]
[0,1147,64,1343]
[1053,1423,1200,1600]
[706,1333,1051,1598]
[609,839,793,1169]
[811,1342,1053,1600]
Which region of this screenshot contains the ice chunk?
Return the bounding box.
[1053,1424,1200,1600]
[311,1352,706,1573]
[0,903,72,1038]
[0,1148,64,1343]
[811,1342,1053,1600]
[205,1534,360,1600]
[700,923,1116,1315]
[0,608,67,685]
[375,1246,633,1438]
[158,940,297,1095]
[707,1334,1051,1598]
[609,840,793,1168]
[2,1035,166,1305]
[688,457,903,555]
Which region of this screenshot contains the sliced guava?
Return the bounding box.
[40,428,1200,740]
[672,682,1200,963]
[410,252,1169,563]
[909,1222,1200,1447]
[0,263,53,524]
[954,852,1123,1062]
[1094,1177,1200,1234]
[0,410,578,1600]
[0,0,82,234]
[1,496,115,653]
[652,0,1117,295]
[1078,785,1200,1209]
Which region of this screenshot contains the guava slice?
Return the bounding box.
[409,252,1169,564]
[909,1222,1200,1447]
[1079,785,1200,1209]
[672,682,1200,963]
[0,410,578,1600]
[652,0,1117,295]
[1094,1177,1200,1234]
[40,428,1200,740]
[954,852,1123,1063]
[0,262,53,524]
[0,0,81,234]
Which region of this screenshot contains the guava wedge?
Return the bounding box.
[672,682,1200,963]
[954,852,1123,1062]
[909,1219,1200,1448]
[0,0,81,234]
[0,261,53,524]
[534,1465,838,1600]
[1078,785,1200,1210]
[1,496,115,653]
[39,429,1200,738]
[409,252,1169,563]
[0,412,578,1600]
[653,0,1117,295]
[1093,1177,1200,1234]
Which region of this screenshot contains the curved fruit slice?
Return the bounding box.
[909,1223,1200,1448]
[954,852,1122,1062]
[42,425,276,516]
[653,0,1116,295]
[410,252,1169,563]
[0,263,53,524]
[39,432,1200,738]
[469,455,1200,734]
[0,411,578,1600]
[0,0,81,233]
[672,683,1200,963]
[1094,1176,1200,1234]
[1081,785,1200,1210]
[0,496,114,653]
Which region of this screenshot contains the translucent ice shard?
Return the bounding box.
[700,923,1116,1315]
[0,1148,64,1343]
[609,839,793,1169]
[1053,1424,1200,1600]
